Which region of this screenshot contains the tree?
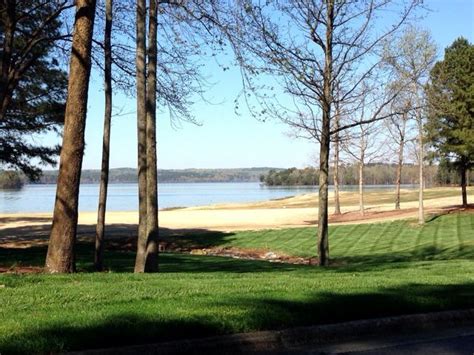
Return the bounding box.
[225,0,419,265]
[45,0,97,273]
[94,0,113,272]
[342,119,386,216]
[0,1,72,180]
[426,38,474,208]
[384,27,436,223]
[0,170,24,189]
[134,0,149,273]
[384,88,415,210]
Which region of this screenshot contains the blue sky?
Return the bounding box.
[48,0,474,170]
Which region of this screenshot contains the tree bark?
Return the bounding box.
[144,0,159,272]
[317,0,334,267]
[134,0,148,273]
[94,0,112,272]
[359,161,364,216]
[333,104,341,215]
[461,165,468,208]
[418,116,425,224]
[45,0,96,273]
[394,112,407,210]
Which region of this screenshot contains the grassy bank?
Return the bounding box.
[1,211,473,353]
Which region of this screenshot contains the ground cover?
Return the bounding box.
[0,211,473,353]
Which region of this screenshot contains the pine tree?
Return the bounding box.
[0,1,71,179]
[426,38,474,207]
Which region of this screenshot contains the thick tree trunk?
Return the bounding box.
[418,117,425,224]
[394,113,407,210]
[94,0,113,272]
[461,166,468,208]
[333,106,341,215]
[134,0,148,273]
[317,0,334,267]
[45,0,96,273]
[144,0,159,272]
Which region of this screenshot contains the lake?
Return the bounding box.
[0,182,414,214]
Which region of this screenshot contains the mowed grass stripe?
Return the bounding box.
[175,212,474,263]
[329,224,359,250]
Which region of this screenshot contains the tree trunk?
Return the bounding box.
[358,131,365,216]
[418,117,425,224]
[359,161,364,216]
[94,0,113,272]
[394,113,407,210]
[144,0,159,272]
[333,105,341,215]
[0,0,16,121]
[45,0,96,273]
[461,165,468,208]
[317,0,334,267]
[134,0,148,273]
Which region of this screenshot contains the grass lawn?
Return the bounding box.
[1,211,474,353]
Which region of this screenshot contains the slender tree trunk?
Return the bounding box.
[394,113,407,210]
[144,0,159,272]
[358,130,366,216]
[333,106,341,215]
[461,165,468,208]
[45,0,96,273]
[94,0,113,272]
[418,116,424,224]
[134,0,148,273]
[359,161,364,216]
[317,1,334,267]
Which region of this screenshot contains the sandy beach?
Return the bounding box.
[1,187,471,236]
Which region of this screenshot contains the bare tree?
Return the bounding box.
[224,0,419,265]
[342,119,387,216]
[384,26,436,223]
[94,0,113,272]
[384,87,415,210]
[45,0,97,273]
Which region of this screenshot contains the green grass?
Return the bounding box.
[1,211,474,353]
[162,211,474,264]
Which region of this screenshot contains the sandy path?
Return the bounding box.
[1,190,471,234]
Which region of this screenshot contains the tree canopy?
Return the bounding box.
[0,1,71,180]
[426,37,474,206]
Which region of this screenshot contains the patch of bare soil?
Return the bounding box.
[190,247,311,264]
[328,207,420,224]
[0,266,43,274]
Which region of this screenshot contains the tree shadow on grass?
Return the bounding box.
[2,282,474,353]
[329,244,474,272]
[0,243,303,274]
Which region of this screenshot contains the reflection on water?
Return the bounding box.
[0,182,416,214]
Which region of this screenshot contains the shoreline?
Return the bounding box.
[1,187,471,234]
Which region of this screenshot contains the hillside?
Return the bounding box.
[36,167,281,184]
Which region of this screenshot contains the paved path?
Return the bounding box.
[295,326,474,354]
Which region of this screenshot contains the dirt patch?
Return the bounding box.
[0,265,43,274]
[188,246,310,264]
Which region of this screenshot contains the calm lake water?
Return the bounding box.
[0,182,415,214]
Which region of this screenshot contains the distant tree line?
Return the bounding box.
[30,168,279,185]
[0,170,24,189]
[260,164,472,187]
